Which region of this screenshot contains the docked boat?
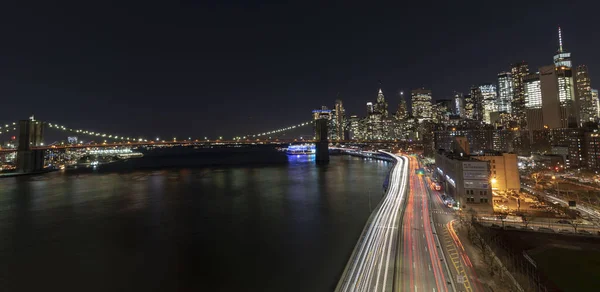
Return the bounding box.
[285,144,316,155]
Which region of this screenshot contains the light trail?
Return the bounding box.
[336,152,409,292]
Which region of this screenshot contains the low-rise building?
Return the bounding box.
[434,137,493,213]
[471,151,520,191]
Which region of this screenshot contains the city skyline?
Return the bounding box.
[1,2,599,138]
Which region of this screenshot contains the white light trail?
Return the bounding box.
[336,152,409,292]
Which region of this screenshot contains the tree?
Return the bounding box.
[531,172,542,188]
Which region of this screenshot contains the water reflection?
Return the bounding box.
[0,155,389,292]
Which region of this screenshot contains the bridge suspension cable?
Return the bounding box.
[42,119,313,142]
[234,120,313,140]
[46,122,149,142]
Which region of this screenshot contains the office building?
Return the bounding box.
[524,73,543,131]
[464,94,474,119]
[576,65,595,123]
[334,99,346,140]
[469,86,485,121]
[312,106,331,120]
[453,92,465,117]
[395,99,408,120]
[434,137,493,213]
[434,99,452,124]
[594,89,600,119]
[366,102,374,115]
[471,151,520,191]
[411,88,433,120]
[511,61,530,127]
[553,27,572,68]
[539,65,564,128]
[497,72,513,113]
[480,84,498,124]
[374,88,389,117]
[585,131,600,169]
[348,115,361,140]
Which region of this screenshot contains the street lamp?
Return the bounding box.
[552,175,560,197]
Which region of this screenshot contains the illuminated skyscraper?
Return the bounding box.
[593,89,600,121]
[553,27,572,68]
[334,99,346,140]
[411,88,433,120]
[366,102,374,115]
[497,72,513,113]
[395,99,408,120]
[510,61,529,127]
[453,92,465,117]
[464,93,474,119]
[523,73,543,130]
[575,65,594,123]
[374,88,389,117]
[480,84,498,124]
[312,106,331,120]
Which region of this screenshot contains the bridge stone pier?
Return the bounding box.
[314,119,329,163]
[17,118,45,173]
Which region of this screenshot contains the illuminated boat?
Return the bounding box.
[286,144,316,155]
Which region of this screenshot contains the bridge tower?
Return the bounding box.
[314,119,329,163]
[17,117,45,173]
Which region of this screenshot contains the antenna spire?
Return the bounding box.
[558,26,563,52]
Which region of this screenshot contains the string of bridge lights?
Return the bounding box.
[47,122,150,142]
[2,120,313,142]
[233,120,313,140]
[0,122,17,134]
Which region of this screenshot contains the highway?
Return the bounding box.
[398,156,450,292]
[336,152,409,292]
[427,178,483,292]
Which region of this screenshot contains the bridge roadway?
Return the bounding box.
[0,140,415,154]
[336,152,409,292]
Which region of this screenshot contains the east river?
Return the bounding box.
[0,151,391,291]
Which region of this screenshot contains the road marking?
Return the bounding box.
[442,222,474,292]
[429,264,431,271]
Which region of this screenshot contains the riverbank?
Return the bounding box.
[0,169,57,178]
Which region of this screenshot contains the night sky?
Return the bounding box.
[1,1,599,140]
